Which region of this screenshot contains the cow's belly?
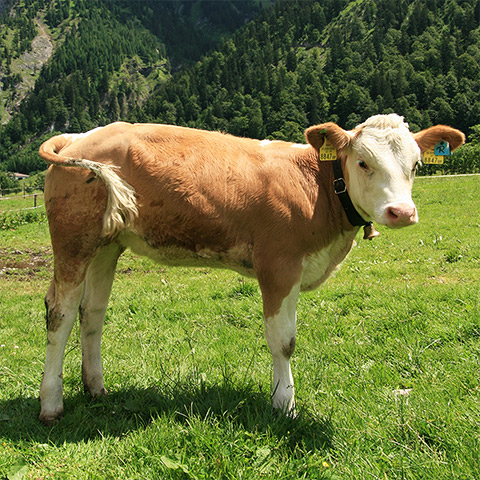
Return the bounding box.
[117,231,256,277]
[300,231,356,291]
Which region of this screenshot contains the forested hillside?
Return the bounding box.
[143,0,480,142]
[0,0,479,175]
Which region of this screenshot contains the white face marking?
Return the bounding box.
[345,115,420,227]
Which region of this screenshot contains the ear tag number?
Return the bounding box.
[422,141,450,165]
[319,138,337,161]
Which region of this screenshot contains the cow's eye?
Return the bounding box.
[358,160,369,171]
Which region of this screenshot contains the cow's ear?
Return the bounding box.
[413,125,465,154]
[305,123,352,152]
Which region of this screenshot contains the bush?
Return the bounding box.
[0,172,18,192]
[443,143,480,174]
[0,209,47,230]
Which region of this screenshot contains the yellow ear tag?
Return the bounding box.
[423,149,444,164]
[318,138,337,161]
[422,141,450,165]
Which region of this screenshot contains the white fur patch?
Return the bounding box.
[62,127,103,143]
[117,232,255,276]
[264,281,300,413]
[291,143,310,149]
[301,232,356,291]
[358,113,409,130]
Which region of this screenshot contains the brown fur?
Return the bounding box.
[39,135,74,165]
[305,122,352,152]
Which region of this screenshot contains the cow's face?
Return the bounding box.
[345,116,421,227]
[306,114,465,229]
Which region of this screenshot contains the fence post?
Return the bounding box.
[34,194,37,208]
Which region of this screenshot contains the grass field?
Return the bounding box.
[0,176,479,479]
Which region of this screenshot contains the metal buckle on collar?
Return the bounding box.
[333,178,347,195]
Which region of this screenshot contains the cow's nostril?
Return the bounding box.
[387,207,400,220]
[386,204,417,226]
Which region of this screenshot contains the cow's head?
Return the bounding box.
[306,114,465,228]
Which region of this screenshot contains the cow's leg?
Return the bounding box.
[256,256,302,414]
[40,168,109,424]
[79,243,123,398]
[40,279,85,424]
[264,282,300,413]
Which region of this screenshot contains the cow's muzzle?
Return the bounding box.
[385,203,418,227]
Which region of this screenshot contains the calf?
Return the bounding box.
[37,114,464,423]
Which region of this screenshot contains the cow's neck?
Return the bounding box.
[295,151,360,252]
[332,157,369,227]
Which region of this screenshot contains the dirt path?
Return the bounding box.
[0,247,52,277]
[15,18,53,96]
[1,17,54,123]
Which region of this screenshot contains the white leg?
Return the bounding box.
[80,244,122,397]
[40,282,84,424]
[264,282,300,414]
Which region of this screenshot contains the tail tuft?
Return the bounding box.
[89,161,138,237]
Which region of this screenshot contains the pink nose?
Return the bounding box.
[386,204,417,227]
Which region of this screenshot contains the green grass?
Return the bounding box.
[1,176,479,479]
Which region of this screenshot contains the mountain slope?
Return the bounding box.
[0,15,52,124]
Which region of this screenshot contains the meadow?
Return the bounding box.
[0,175,479,479]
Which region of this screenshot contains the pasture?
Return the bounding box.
[0,175,479,479]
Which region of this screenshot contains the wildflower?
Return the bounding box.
[393,388,412,398]
[322,461,329,468]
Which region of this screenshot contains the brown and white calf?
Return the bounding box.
[37,114,464,423]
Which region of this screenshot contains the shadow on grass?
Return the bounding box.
[0,379,333,452]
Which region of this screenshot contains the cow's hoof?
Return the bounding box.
[84,385,108,398]
[39,411,63,426]
[93,387,108,398]
[286,408,297,419]
[274,405,297,419]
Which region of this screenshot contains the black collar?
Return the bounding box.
[331,158,380,240]
[332,158,370,227]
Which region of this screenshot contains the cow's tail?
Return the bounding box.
[39,135,138,238]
